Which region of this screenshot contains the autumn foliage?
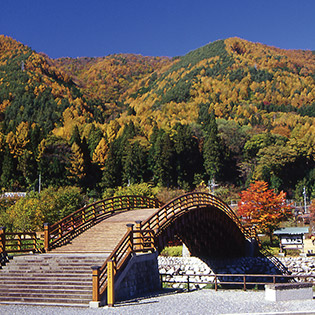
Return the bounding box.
[238,181,293,241]
[0,35,314,201]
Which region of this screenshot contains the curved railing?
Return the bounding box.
[141,192,249,237]
[45,195,162,251]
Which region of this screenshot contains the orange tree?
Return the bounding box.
[238,180,293,242]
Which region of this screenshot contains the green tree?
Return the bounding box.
[173,123,202,189]
[122,141,148,185]
[154,131,175,187]
[202,110,221,181]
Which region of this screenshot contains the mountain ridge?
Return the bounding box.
[0,34,313,196]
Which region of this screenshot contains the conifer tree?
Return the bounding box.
[202,110,221,181]
[151,130,175,187]
[174,124,202,189]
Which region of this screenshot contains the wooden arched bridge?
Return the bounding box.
[0,193,288,306]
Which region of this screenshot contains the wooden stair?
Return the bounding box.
[0,254,108,306]
[0,208,159,306]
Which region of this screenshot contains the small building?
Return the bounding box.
[274,227,309,254]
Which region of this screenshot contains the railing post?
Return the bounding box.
[90,265,101,308]
[17,234,21,251]
[0,226,6,254]
[32,232,37,252]
[71,216,75,231]
[126,224,134,252]
[44,223,50,252]
[135,220,143,251]
[107,259,115,307]
[215,275,218,291]
[243,275,246,291]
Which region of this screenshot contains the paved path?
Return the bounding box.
[51,208,158,253]
[0,289,314,314]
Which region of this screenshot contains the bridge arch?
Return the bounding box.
[141,192,254,258]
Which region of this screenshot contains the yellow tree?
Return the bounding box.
[6,122,32,178]
[68,143,86,182]
[92,138,109,170]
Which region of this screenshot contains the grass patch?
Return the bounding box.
[160,246,183,257]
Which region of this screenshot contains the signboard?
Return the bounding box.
[280,235,303,246]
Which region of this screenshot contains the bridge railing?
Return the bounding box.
[45,195,162,251]
[0,226,43,258]
[141,192,247,237]
[92,222,155,305]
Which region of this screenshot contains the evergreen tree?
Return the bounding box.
[101,141,121,189]
[202,110,221,181]
[70,125,81,146]
[151,130,175,187]
[122,141,148,185]
[173,124,202,189]
[0,148,15,190]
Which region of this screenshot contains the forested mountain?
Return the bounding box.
[0,35,314,202]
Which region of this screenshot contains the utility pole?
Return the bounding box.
[303,186,307,213]
[208,179,218,194]
[38,174,41,194]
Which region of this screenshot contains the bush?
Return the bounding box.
[6,186,86,231]
[102,183,156,199]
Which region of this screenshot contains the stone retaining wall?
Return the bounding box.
[158,256,315,289]
[278,256,315,276]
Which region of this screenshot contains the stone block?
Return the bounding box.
[265,283,313,301]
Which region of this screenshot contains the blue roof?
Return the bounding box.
[274,227,309,235]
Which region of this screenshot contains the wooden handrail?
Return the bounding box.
[46,195,162,251]
[0,227,42,255]
[141,192,246,236]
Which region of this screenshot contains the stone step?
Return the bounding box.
[0,283,92,290]
[0,296,90,304]
[3,266,96,271]
[0,279,92,286]
[0,273,92,280]
[0,290,91,298]
[0,287,91,295]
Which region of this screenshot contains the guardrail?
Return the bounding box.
[45,195,162,251]
[160,272,315,291]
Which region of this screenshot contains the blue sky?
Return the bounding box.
[1,0,314,59]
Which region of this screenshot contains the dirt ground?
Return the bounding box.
[304,238,315,253]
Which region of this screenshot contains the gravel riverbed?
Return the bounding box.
[0,290,314,315]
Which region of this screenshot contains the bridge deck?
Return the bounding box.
[51,208,158,254]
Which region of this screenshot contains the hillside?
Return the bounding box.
[0,35,314,200]
[125,38,315,131]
